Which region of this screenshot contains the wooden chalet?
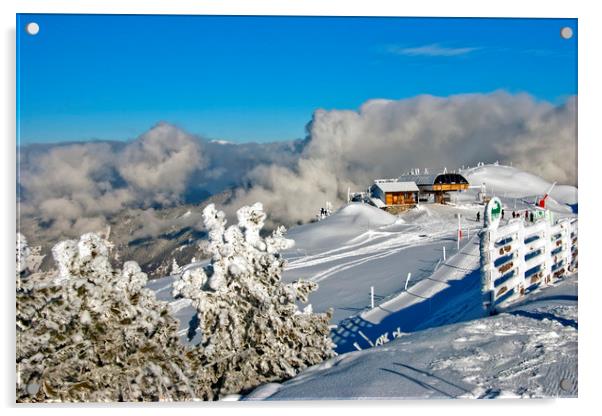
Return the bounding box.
[399,172,469,204]
[370,180,419,213]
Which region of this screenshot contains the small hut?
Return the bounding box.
[370,180,419,213]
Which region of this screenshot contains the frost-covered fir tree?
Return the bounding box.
[17,233,44,275]
[173,203,336,396]
[16,233,213,402]
[171,258,182,275]
[16,233,31,274]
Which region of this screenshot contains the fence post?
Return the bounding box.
[543,221,553,284]
[404,272,412,291]
[561,220,571,277]
[566,221,574,271]
[457,214,462,251]
[516,222,526,295]
[370,286,374,309]
[443,246,446,261]
[480,228,494,314]
[569,220,578,271]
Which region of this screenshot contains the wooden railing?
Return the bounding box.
[480,216,578,312]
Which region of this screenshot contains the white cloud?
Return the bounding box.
[117,122,206,206]
[18,123,302,237]
[387,43,480,57]
[19,92,577,235]
[229,92,577,226]
[19,123,207,237]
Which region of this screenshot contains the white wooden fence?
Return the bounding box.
[480,215,578,313]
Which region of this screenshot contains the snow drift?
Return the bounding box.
[462,164,577,213]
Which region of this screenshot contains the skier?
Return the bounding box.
[512,211,516,219]
[502,209,505,220]
[525,210,529,220]
[530,212,534,223]
[476,211,481,222]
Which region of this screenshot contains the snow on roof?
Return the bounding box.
[399,173,469,186]
[370,197,386,208]
[374,181,419,193]
[399,173,439,186]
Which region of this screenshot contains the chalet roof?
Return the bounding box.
[374,181,419,193]
[399,173,438,186]
[399,172,469,186]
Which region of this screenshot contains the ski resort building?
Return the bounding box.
[399,172,470,204]
[370,179,419,214]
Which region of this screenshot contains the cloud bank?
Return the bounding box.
[19,92,577,236]
[18,122,301,237]
[229,92,577,226]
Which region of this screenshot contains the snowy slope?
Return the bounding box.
[282,203,480,324]
[148,202,484,338]
[332,235,483,353]
[245,274,578,400]
[147,163,578,377]
[459,164,578,213]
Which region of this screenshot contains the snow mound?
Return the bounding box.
[331,203,398,227]
[285,203,397,253]
[463,164,577,206]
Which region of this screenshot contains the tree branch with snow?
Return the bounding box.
[173,202,336,396]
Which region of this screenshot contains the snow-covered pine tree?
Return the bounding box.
[16,233,30,274]
[173,203,336,397]
[171,258,182,275]
[17,233,44,275]
[16,233,214,402]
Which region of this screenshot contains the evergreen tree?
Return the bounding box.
[16,203,336,402]
[171,258,182,275]
[173,203,336,396]
[16,233,213,402]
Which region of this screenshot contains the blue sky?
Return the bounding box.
[17,15,577,144]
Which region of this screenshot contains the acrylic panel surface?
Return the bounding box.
[16,14,578,402]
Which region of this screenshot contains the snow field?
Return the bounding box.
[245,274,577,400]
[146,163,578,399]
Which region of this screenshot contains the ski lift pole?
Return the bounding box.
[370,286,375,309]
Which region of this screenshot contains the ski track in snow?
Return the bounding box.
[284,205,481,291]
[285,225,454,283]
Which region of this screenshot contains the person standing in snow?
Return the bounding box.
[502,209,505,220]
[530,211,534,223]
[476,211,481,222]
[525,210,529,220]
